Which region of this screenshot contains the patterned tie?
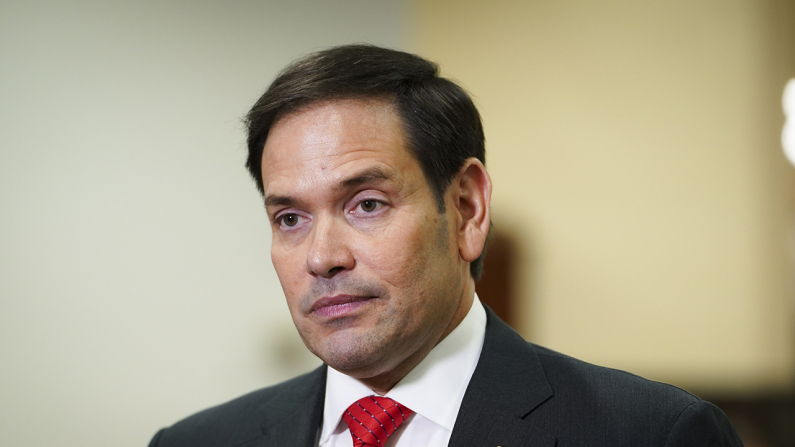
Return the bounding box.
[342,396,413,447]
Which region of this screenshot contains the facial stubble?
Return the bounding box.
[297,211,461,381]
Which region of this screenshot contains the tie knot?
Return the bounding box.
[342,396,413,447]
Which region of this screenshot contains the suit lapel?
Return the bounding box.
[256,366,327,447]
[448,307,556,447]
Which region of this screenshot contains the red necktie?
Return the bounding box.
[342,396,413,447]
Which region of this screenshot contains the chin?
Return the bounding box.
[312,335,392,376]
[324,354,387,378]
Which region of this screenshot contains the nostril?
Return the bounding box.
[327,266,345,276]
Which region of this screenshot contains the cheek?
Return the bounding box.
[270,247,288,282]
[271,246,305,304]
[354,216,443,288]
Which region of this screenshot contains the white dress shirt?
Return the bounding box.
[318,295,487,447]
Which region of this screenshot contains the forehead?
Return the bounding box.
[261,99,416,194]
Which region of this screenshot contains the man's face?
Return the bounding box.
[261,99,469,384]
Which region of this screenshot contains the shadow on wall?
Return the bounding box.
[476,226,522,329]
[710,395,795,447]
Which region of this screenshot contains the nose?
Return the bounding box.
[306,216,355,278]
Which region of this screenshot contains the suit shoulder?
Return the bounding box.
[529,344,741,445]
[532,343,699,409]
[478,309,741,445]
[150,366,325,447]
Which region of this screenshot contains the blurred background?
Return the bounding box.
[1,1,793,446]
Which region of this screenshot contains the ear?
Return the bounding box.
[451,158,492,264]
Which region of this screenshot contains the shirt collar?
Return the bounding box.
[319,295,487,444]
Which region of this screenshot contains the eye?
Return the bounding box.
[359,200,379,213]
[278,213,300,227]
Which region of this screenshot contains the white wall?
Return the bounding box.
[0,2,405,446]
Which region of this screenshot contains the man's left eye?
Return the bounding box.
[359,200,379,212]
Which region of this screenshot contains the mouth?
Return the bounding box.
[310,294,376,319]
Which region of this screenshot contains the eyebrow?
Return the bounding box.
[264,167,394,209]
[338,167,393,190]
[264,194,298,208]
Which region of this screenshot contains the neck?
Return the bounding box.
[358,280,476,395]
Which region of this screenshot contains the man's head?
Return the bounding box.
[246,45,491,392]
[245,44,488,279]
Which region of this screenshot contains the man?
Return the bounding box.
[149,45,742,446]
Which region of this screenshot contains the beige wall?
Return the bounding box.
[412,0,795,394]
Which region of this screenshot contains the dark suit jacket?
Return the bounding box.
[149,307,743,446]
